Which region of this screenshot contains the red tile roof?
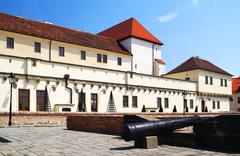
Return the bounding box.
[98,18,163,45]
[232,78,240,93]
[166,56,232,76]
[0,13,131,56]
[155,59,165,65]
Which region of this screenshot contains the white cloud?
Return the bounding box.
[157,12,179,23]
[191,0,200,6]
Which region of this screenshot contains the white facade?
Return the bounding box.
[0,27,232,113]
[120,37,164,76]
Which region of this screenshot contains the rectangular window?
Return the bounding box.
[123,96,129,108]
[81,51,86,60]
[132,96,138,108]
[34,42,41,53]
[210,77,213,85]
[205,76,208,84]
[224,79,227,87]
[103,55,107,63]
[185,77,190,81]
[157,97,162,108]
[184,99,187,109]
[212,100,215,109]
[117,57,122,66]
[190,99,194,109]
[78,92,86,111]
[164,98,169,108]
[220,79,224,86]
[7,37,14,48]
[91,93,98,112]
[59,47,65,57]
[217,101,220,109]
[36,90,46,111]
[238,97,240,104]
[19,89,30,111]
[97,54,102,62]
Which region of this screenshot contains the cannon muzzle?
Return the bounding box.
[122,116,201,141]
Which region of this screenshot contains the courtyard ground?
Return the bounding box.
[0,126,239,156]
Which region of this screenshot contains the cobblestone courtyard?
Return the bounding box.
[0,126,239,156]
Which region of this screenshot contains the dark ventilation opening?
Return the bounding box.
[0,137,11,143]
[62,108,71,112]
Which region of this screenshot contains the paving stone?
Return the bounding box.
[0,126,238,156]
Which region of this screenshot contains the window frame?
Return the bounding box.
[224,79,227,87]
[123,95,129,108]
[210,77,213,85]
[34,42,41,53]
[212,100,216,109]
[117,57,122,66]
[190,99,194,109]
[217,101,220,109]
[132,96,138,108]
[220,79,224,86]
[97,54,102,63]
[80,50,86,60]
[205,76,208,84]
[103,55,107,63]
[59,46,65,57]
[164,98,169,108]
[157,97,162,108]
[7,37,14,49]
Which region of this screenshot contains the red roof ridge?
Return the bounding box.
[98,17,163,45]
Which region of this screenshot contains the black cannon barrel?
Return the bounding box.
[122,116,201,141]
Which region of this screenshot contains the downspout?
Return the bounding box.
[49,40,52,61]
[64,74,72,104]
[152,43,156,76]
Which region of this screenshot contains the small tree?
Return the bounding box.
[195,106,198,112]
[205,106,208,112]
[159,104,163,112]
[141,105,146,112]
[173,105,177,112]
[185,106,189,113]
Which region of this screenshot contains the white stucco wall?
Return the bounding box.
[0,30,132,72]
[0,55,230,113]
[120,37,163,75]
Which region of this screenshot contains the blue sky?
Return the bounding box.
[0,0,239,76]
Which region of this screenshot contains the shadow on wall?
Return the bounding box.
[2,91,10,108]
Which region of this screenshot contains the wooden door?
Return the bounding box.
[91,93,98,112]
[201,100,205,112]
[19,89,30,111]
[36,90,46,111]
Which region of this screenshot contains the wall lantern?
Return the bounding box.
[74,86,79,93]
[52,85,56,92]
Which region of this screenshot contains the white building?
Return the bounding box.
[0,13,232,113]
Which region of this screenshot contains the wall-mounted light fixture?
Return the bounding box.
[52,85,56,92]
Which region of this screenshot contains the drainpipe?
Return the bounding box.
[64,74,72,104]
[152,43,156,76]
[49,40,52,61]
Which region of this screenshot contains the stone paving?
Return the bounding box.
[0,126,239,156]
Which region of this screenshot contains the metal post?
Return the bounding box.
[8,83,13,126]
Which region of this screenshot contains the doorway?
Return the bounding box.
[36,90,46,111]
[19,89,30,111]
[91,93,98,112]
[201,100,205,112]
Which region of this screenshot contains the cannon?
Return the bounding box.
[122,116,201,141]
